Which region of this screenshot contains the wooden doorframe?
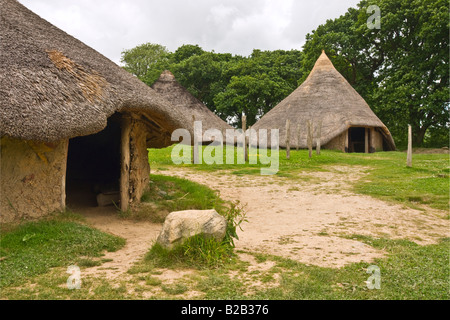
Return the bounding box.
[365,128,369,153]
[120,115,131,212]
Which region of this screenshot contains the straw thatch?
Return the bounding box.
[151,70,233,140]
[252,51,396,150]
[0,0,188,148]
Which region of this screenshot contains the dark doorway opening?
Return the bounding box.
[66,114,121,209]
[348,127,366,153]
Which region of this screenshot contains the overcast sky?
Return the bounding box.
[19,0,361,65]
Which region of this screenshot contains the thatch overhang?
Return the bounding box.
[151,70,233,141]
[252,51,396,151]
[0,0,188,148]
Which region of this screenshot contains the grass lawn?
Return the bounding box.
[0,212,125,294]
[149,146,449,211]
[2,218,447,299]
[0,147,448,300]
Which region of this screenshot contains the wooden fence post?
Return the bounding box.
[296,124,301,151]
[307,120,313,158]
[242,113,248,162]
[286,119,291,160]
[365,127,369,154]
[191,115,195,164]
[407,124,412,167]
[192,115,200,164]
[316,120,322,155]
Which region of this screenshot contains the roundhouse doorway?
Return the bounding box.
[348,127,370,153]
[65,114,121,209]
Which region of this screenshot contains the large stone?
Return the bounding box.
[96,191,120,207]
[156,209,227,249]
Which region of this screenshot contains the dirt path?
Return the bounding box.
[79,206,162,279]
[79,165,449,280]
[156,166,449,268]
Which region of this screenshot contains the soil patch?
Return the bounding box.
[79,206,161,280]
[156,166,449,268]
[77,165,449,282]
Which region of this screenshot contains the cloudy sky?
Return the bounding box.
[19,0,360,65]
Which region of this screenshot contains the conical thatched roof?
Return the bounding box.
[252,51,396,150]
[0,0,188,147]
[151,70,233,139]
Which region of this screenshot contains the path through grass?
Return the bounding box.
[149,146,449,211]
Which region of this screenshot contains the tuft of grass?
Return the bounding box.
[144,200,247,269]
[145,276,162,286]
[145,235,235,270]
[77,259,102,268]
[195,271,246,299]
[161,282,188,295]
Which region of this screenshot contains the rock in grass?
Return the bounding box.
[156,209,227,250]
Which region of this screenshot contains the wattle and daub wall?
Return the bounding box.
[0,137,67,223]
[0,114,151,224]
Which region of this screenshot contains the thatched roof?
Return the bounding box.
[0,0,188,147]
[151,70,233,139]
[252,51,396,150]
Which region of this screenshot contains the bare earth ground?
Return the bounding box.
[80,165,449,282]
[80,206,161,280]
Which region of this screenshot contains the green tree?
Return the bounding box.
[172,44,205,63]
[214,73,290,127]
[120,42,171,85]
[301,0,449,147]
[170,51,236,113]
[119,42,305,126]
[215,49,303,126]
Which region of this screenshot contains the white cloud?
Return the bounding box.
[214,0,295,54]
[19,0,361,65]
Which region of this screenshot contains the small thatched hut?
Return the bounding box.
[252,51,396,152]
[151,70,233,142]
[0,0,189,223]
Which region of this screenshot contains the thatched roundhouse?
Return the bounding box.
[252,51,396,152]
[151,70,233,143]
[0,0,189,223]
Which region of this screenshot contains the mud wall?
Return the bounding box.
[0,137,67,223]
[325,128,385,152]
[324,131,346,152]
[372,129,384,152]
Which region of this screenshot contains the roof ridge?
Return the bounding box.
[310,50,336,72]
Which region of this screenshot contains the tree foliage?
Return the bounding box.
[121,44,303,127]
[301,0,449,147]
[120,43,170,84]
[121,0,449,147]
